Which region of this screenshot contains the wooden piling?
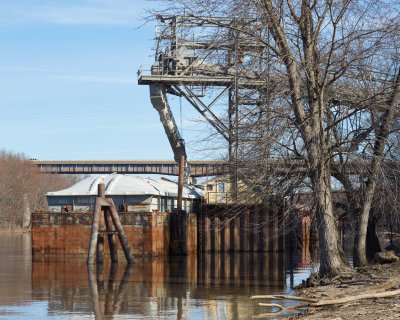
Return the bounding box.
[96,206,105,264]
[87,183,134,265]
[109,202,135,264]
[96,184,106,264]
[87,199,102,265]
[105,208,118,263]
[98,183,105,198]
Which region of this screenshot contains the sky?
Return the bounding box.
[0,0,216,161]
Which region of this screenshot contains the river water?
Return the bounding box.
[0,233,314,319]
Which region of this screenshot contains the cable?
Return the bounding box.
[180,95,183,138]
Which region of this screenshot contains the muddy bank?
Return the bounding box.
[283,262,400,319]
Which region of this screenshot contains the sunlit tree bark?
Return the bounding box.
[151,0,400,275]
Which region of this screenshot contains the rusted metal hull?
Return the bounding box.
[31,211,197,257]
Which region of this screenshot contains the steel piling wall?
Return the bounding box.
[31,211,197,257]
[198,204,285,253]
[32,203,284,256]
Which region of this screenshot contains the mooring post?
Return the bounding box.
[87,200,101,265]
[88,183,134,265]
[177,154,184,210]
[96,184,106,264]
[105,208,118,263]
[109,203,134,264]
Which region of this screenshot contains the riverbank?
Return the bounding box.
[284,261,400,319]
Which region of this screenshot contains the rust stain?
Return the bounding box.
[32,211,197,257]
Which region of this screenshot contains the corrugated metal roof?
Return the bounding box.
[47,174,201,198]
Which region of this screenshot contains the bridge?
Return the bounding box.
[34,159,400,177]
[34,160,231,177]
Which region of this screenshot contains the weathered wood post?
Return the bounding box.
[105,208,118,263]
[87,188,102,265]
[108,202,135,264]
[96,184,105,264]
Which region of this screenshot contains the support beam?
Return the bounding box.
[108,202,135,264]
[173,85,230,140]
[105,208,118,263]
[177,155,184,210]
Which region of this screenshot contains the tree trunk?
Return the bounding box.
[353,68,400,267]
[261,0,352,275]
[311,159,350,275]
[354,181,376,267]
[366,213,381,262]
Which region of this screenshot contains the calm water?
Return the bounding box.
[0,233,314,319]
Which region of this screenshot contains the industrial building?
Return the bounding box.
[46,173,201,213]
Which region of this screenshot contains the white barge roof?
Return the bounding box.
[47,174,201,199]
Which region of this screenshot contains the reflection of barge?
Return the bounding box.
[31,253,287,319]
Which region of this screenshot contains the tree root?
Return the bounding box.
[251,287,400,317]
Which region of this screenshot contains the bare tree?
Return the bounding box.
[147,0,400,274]
[0,150,81,229]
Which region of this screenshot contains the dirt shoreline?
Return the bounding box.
[283,262,400,319]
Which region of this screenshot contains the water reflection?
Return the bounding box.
[88,263,133,319]
[0,233,315,319]
[0,233,31,307]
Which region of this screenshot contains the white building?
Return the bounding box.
[47,173,202,213]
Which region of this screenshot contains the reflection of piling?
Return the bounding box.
[87,183,134,265]
[88,264,101,319]
[113,265,133,315]
[197,252,286,294]
[88,263,134,319]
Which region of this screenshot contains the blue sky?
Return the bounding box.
[0,0,218,161]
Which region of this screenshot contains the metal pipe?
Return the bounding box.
[87,200,102,265]
[96,183,106,264]
[108,200,135,264]
[98,183,105,198]
[177,154,184,210]
[105,208,118,263]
